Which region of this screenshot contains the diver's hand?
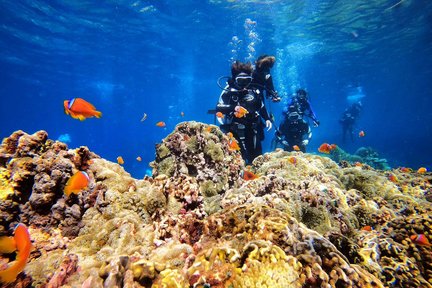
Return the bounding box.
[302,139,309,146]
[313,120,320,127]
[265,120,272,131]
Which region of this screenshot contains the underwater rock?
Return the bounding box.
[0,124,431,287]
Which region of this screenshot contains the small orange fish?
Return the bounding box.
[136,156,142,162]
[361,225,373,231]
[0,224,32,283]
[417,167,427,174]
[227,132,234,138]
[318,143,336,154]
[243,170,258,181]
[410,234,431,246]
[205,126,213,133]
[156,121,166,127]
[63,98,102,121]
[354,162,363,167]
[292,145,300,151]
[216,112,224,119]
[234,106,249,118]
[64,171,89,197]
[288,156,297,164]
[180,111,185,117]
[388,174,398,183]
[228,139,241,151]
[117,156,124,165]
[359,130,365,137]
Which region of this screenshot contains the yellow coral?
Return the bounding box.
[0,167,13,200]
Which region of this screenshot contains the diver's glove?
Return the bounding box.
[271,91,281,102]
[302,139,309,146]
[265,120,273,131]
[313,120,320,127]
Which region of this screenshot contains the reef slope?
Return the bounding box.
[0,122,431,287]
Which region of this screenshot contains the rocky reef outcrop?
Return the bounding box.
[0,122,431,287]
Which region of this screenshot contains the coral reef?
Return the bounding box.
[0,123,431,287]
[330,146,390,170]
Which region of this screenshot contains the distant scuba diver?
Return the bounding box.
[273,89,320,152]
[339,101,362,143]
[251,55,281,102]
[215,60,273,164]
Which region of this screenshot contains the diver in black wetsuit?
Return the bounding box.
[251,55,281,102]
[216,61,273,164]
[274,89,320,152]
[339,101,362,143]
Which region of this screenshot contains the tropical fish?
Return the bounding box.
[228,139,240,151]
[359,130,365,137]
[180,111,185,117]
[388,174,398,183]
[354,162,363,167]
[417,167,427,174]
[318,143,337,154]
[0,224,32,283]
[234,106,249,118]
[410,234,431,246]
[64,171,89,197]
[288,156,297,164]
[156,121,166,127]
[292,145,300,151]
[141,113,147,122]
[243,170,258,181]
[216,112,224,119]
[136,156,142,162]
[400,167,412,173]
[361,225,373,232]
[117,156,124,165]
[63,98,102,121]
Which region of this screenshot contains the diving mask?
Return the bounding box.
[235,73,252,88]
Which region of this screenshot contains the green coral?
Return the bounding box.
[204,140,224,162]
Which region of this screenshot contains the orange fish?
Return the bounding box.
[243,170,258,181]
[180,111,185,117]
[354,162,363,167]
[117,156,124,165]
[410,234,431,246]
[359,130,365,137]
[400,167,412,173]
[417,167,427,174]
[156,121,166,127]
[318,143,337,154]
[216,112,224,119]
[361,225,373,231]
[388,174,398,183]
[292,145,300,151]
[64,171,89,197]
[0,224,32,283]
[63,98,102,121]
[136,156,142,162]
[288,156,297,164]
[234,106,249,118]
[228,139,241,151]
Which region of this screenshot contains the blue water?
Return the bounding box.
[1,1,431,178]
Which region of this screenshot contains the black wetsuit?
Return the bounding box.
[339,104,361,143]
[216,86,270,163]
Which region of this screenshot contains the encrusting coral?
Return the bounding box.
[0,123,431,287]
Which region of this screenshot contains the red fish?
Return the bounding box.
[156,121,166,127]
[243,170,258,181]
[410,234,431,246]
[292,145,300,151]
[288,156,297,164]
[361,225,373,231]
[117,156,124,165]
[359,130,365,137]
[64,171,89,197]
[318,143,337,154]
[0,224,32,283]
[63,98,102,121]
[216,112,224,119]
[388,174,398,183]
[228,139,240,151]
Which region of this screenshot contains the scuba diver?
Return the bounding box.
[274,89,320,152]
[339,101,362,143]
[216,60,273,164]
[251,55,281,102]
